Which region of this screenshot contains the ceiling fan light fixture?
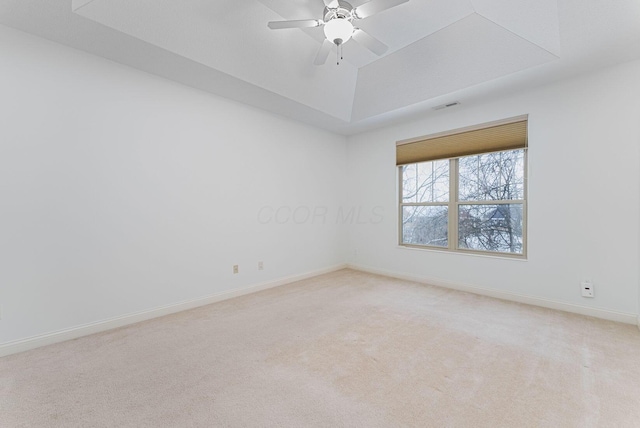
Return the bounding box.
[323,18,354,45]
[267,0,406,65]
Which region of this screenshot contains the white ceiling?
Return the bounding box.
[2,0,640,134]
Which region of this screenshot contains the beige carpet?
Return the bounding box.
[2,269,640,427]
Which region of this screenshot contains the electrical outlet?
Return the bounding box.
[258,261,264,271]
[233,265,239,274]
[581,280,594,298]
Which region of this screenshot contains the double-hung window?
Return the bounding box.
[398,117,528,257]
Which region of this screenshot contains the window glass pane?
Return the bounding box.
[458,204,523,254]
[459,150,524,201]
[402,205,448,247]
[402,160,449,203]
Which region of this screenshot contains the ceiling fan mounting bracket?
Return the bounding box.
[323,1,355,23]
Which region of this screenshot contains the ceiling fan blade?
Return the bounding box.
[352,28,388,56]
[322,0,340,8]
[267,19,323,30]
[353,0,409,19]
[314,40,333,65]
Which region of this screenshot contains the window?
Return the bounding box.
[397,117,527,257]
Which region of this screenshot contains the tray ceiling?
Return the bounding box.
[2,0,640,134]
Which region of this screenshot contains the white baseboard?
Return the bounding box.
[0,264,347,358]
[348,263,639,326]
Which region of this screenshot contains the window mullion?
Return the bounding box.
[449,158,458,250]
[458,199,524,205]
[522,149,528,258]
[401,202,450,207]
[398,166,404,246]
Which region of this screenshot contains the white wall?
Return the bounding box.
[0,26,347,344]
[2,24,640,349]
[347,60,640,316]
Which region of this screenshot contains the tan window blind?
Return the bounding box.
[396,116,528,166]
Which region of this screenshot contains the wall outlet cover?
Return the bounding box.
[581,281,594,298]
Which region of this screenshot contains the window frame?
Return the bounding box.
[398,148,528,259]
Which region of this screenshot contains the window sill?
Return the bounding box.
[396,244,528,262]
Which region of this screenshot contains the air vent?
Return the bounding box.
[433,101,461,111]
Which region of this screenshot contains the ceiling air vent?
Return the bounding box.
[433,101,461,111]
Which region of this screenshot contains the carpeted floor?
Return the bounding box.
[2,269,640,427]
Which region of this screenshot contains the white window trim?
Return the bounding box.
[398,150,528,259]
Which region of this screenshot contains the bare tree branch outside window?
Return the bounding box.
[458,150,524,253]
[401,160,449,247]
[400,149,525,255]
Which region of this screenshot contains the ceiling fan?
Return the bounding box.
[267,0,409,65]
